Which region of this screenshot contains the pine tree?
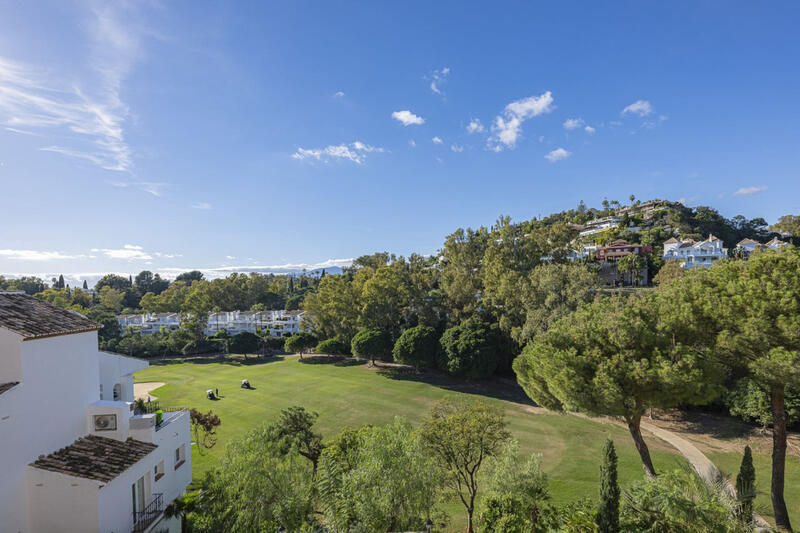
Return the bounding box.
[83,280,88,290]
[57,274,65,289]
[596,439,620,533]
[735,445,756,524]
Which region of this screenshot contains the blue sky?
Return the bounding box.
[1,1,798,283]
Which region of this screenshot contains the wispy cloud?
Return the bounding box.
[192,202,212,210]
[622,100,653,117]
[292,141,385,164]
[450,144,463,153]
[489,91,554,151]
[332,91,345,98]
[429,67,450,96]
[408,139,416,147]
[0,3,145,173]
[91,244,152,261]
[544,147,571,162]
[733,186,767,197]
[391,110,425,126]
[563,118,584,130]
[109,180,168,197]
[584,125,595,134]
[0,249,86,261]
[432,136,443,145]
[466,118,484,134]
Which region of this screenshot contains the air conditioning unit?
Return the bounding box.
[93,414,117,431]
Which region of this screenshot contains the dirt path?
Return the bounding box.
[134,381,165,401]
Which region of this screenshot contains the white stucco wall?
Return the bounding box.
[26,469,102,533]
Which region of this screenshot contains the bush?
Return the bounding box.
[229,332,261,355]
[284,332,317,355]
[392,325,439,369]
[438,320,503,379]
[314,337,350,355]
[262,336,286,351]
[479,494,529,533]
[351,328,392,364]
[182,338,217,356]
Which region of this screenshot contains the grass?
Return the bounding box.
[709,451,800,528]
[136,355,686,529]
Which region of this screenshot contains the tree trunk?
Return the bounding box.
[771,386,793,531]
[627,416,656,478]
[466,507,474,533]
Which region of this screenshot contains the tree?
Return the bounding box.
[175,270,204,284]
[190,409,221,452]
[597,439,620,533]
[438,320,506,379]
[652,259,685,285]
[98,286,124,313]
[617,252,646,286]
[735,446,756,525]
[770,214,800,236]
[228,331,260,356]
[392,325,439,370]
[95,273,131,292]
[514,294,722,477]
[659,248,800,529]
[317,418,442,532]
[350,327,392,365]
[359,261,410,337]
[191,426,314,532]
[440,227,489,320]
[267,406,324,471]
[314,337,350,355]
[284,332,317,358]
[82,280,88,290]
[421,398,511,532]
[301,275,360,342]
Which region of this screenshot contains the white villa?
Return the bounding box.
[578,216,621,238]
[118,309,304,337]
[663,234,729,268]
[736,237,790,256]
[0,292,191,533]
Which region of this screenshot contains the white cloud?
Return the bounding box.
[450,144,463,153]
[332,91,345,98]
[225,255,236,260]
[0,4,146,173]
[563,118,584,130]
[733,186,767,197]
[391,110,425,126]
[408,139,416,147]
[432,136,443,145]
[92,244,152,261]
[292,141,385,164]
[544,147,571,162]
[584,125,595,134]
[466,118,484,134]
[643,114,668,129]
[429,67,450,96]
[0,249,85,261]
[489,91,554,150]
[192,202,212,210]
[109,181,168,197]
[622,100,653,117]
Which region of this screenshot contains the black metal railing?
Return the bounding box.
[133,492,163,533]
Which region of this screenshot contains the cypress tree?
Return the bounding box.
[83,280,88,290]
[735,445,756,524]
[596,438,620,533]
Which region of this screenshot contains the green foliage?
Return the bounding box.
[725,378,800,429]
[422,398,511,532]
[616,253,646,286]
[438,320,504,379]
[191,425,315,532]
[479,494,530,533]
[652,259,685,285]
[155,409,163,425]
[392,325,439,369]
[620,470,752,532]
[514,293,723,477]
[228,331,260,355]
[266,406,324,470]
[350,327,392,364]
[317,418,442,532]
[440,227,489,320]
[284,332,317,355]
[735,446,756,525]
[597,439,620,533]
[314,337,350,355]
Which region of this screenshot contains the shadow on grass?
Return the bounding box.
[376,366,535,406]
[297,355,366,367]
[147,354,287,367]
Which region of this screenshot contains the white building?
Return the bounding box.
[120,309,304,337]
[578,216,621,238]
[663,234,729,268]
[0,292,191,533]
[735,237,790,257]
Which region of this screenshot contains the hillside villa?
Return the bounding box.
[662,234,728,268]
[0,292,191,533]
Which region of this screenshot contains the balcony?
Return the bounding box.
[132,492,163,533]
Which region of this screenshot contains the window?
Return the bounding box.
[113,383,121,401]
[154,460,165,481]
[174,444,186,470]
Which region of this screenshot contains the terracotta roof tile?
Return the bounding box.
[0,292,100,340]
[30,435,157,483]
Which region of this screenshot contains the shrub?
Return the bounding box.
[155,410,163,426]
[314,337,350,355]
[479,494,529,533]
[351,328,392,365]
[392,325,438,369]
[229,332,261,355]
[438,320,502,379]
[284,332,317,356]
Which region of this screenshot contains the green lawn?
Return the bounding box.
[710,451,800,528]
[136,356,685,529]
